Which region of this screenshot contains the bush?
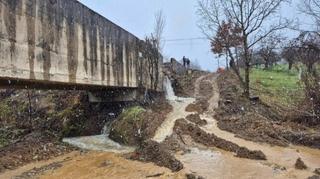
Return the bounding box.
[302,72,320,123]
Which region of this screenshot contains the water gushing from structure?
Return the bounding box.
[62,120,133,153]
[164,76,177,101]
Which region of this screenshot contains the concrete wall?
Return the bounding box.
[0,0,162,91]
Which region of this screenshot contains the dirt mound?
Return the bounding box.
[161,133,188,152]
[109,106,146,145]
[174,119,266,160]
[129,140,183,172]
[295,158,308,170]
[109,101,172,146]
[168,70,209,98]
[186,99,209,114]
[0,131,74,173]
[186,114,207,126]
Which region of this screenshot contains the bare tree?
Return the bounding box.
[198,0,290,98]
[153,10,166,53]
[300,0,320,29]
[257,34,283,69]
[282,41,299,70]
[289,31,320,122]
[292,31,320,73]
[142,35,161,91]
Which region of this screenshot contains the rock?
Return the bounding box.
[249,96,259,101]
[186,173,205,179]
[308,175,320,179]
[314,168,320,175]
[295,158,308,170]
[225,100,232,104]
[186,173,197,179]
[146,173,164,178]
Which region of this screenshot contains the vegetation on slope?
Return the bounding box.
[249,65,304,108]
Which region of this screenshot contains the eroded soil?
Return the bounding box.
[2,70,320,179]
[215,71,320,148]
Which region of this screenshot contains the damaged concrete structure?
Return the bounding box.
[0,0,163,100]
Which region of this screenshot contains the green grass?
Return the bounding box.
[249,65,304,108]
[120,106,145,121]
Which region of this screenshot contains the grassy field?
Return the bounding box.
[249,65,304,108]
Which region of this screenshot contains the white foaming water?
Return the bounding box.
[63,121,134,153]
[63,135,134,153]
[164,76,177,101]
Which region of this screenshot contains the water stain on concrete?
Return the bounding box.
[3,0,18,60]
[25,0,36,79]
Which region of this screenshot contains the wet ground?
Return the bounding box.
[1,73,320,179]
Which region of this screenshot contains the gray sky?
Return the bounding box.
[79,0,312,71]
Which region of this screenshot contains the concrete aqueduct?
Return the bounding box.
[0,0,163,101]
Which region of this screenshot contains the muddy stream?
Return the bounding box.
[1,74,320,179]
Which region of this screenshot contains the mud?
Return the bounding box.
[0,131,74,173]
[109,101,172,146]
[169,70,209,98]
[295,158,308,170]
[185,99,209,114]
[0,89,125,173]
[173,119,266,160]
[186,173,205,179]
[14,161,65,179]
[215,71,320,148]
[27,151,184,179]
[129,140,184,172]
[186,114,207,126]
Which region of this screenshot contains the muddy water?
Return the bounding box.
[4,74,320,179]
[154,74,320,179]
[153,98,195,143]
[62,135,134,153]
[176,74,320,179]
[153,76,195,142]
[177,148,277,179]
[39,152,185,179]
[197,114,320,178]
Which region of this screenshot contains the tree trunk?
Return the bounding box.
[244,61,250,98]
[227,48,245,87]
[288,62,293,70]
[243,36,250,98]
[226,56,229,70]
[264,60,269,70]
[308,63,313,73]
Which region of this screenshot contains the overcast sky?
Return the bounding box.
[79,0,312,71]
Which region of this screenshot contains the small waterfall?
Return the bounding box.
[164,76,177,101]
[62,121,134,153]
